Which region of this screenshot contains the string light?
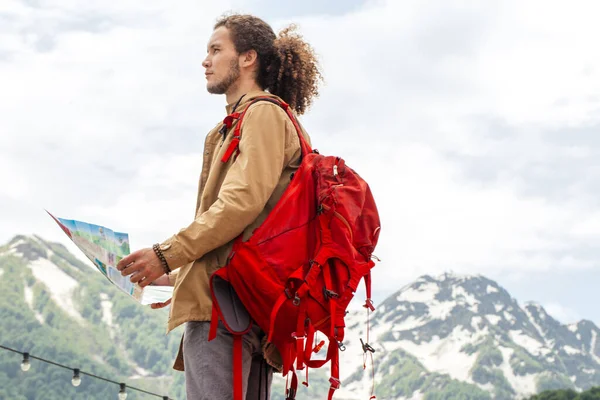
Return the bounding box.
[1,344,172,399]
[21,352,30,372]
[72,368,81,387]
[118,383,128,400]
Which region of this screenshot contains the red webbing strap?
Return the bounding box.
[327,343,340,400]
[364,271,376,312]
[221,137,241,163]
[286,369,298,400]
[233,335,243,400]
[221,96,312,164]
[295,262,322,299]
[309,337,336,368]
[304,367,309,387]
[295,300,308,370]
[208,304,219,341]
[363,299,376,399]
[304,322,316,364]
[368,350,376,399]
[223,112,240,128]
[278,102,312,157]
[267,292,289,343]
[220,112,241,163]
[322,261,337,338]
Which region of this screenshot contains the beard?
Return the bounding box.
[207,58,240,94]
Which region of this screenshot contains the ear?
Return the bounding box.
[240,49,258,69]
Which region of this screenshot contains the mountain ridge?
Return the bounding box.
[2,234,600,400]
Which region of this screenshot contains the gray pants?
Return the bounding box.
[183,321,273,400]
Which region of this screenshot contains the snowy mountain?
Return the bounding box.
[0,235,184,400]
[2,235,599,400]
[334,273,600,400]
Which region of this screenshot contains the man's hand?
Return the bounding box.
[117,248,164,288]
[150,298,172,310]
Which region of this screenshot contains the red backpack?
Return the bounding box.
[209,97,381,400]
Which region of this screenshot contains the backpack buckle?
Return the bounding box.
[360,338,376,353]
[337,341,346,351]
[286,387,297,400]
[323,288,339,299]
[285,288,301,306]
[291,332,306,340]
[329,377,341,390]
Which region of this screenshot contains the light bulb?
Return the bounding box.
[118,383,127,400]
[21,353,30,372]
[72,369,81,387]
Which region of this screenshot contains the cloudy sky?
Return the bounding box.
[2,0,600,325]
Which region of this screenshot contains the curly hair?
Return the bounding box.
[214,14,323,115]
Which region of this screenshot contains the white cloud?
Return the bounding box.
[543,302,581,325]
[2,0,600,307]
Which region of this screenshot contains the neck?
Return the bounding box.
[225,79,263,105]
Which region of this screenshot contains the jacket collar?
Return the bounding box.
[225,90,275,115]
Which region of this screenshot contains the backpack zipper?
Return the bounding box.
[321,204,353,241]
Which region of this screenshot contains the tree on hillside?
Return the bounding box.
[528,387,600,400]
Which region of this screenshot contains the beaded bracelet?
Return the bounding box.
[152,243,172,275]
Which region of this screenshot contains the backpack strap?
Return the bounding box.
[209,272,253,400]
[221,97,312,163]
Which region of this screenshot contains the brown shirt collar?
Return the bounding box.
[225,90,273,114]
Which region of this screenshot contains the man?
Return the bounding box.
[117,13,322,399]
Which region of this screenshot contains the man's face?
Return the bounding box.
[203,26,240,95]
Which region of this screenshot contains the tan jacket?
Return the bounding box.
[159,90,310,371]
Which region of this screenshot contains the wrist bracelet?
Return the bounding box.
[152,243,172,275]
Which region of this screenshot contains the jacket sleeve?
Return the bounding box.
[158,103,292,270]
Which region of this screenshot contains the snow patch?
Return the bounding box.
[0,268,4,278]
[509,330,546,356]
[129,366,152,379]
[563,345,581,355]
[9,239,27,249]
[472,316,483,330]
[504,311,516,324]
[524,307,547,341]
[27,258,84,323]
[486,315,501,325]
[495,304,503,312]
[568,324,579,333]
[453,286,479,306]
[391,326,479,382]
[427,301,456,320]
[100,293,116,339]
[499,346,538,398]
[476,382,495,393]
[6,248,20,256]
[406,390,423,400]
[591,330,600,365]
[24,285,34,307]
[583,368,595,374]
[486,285,499,294]
[24,285,45,324]
[398,282,440,303]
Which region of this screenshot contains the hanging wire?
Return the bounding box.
[0,344,172,399]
